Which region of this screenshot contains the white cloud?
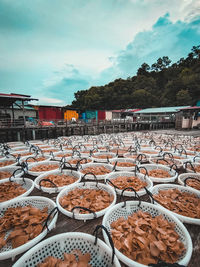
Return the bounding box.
[32,97,65,106]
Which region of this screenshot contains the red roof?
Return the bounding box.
[180,106,200,110]
[0,93,38,101]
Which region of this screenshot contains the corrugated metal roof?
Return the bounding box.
[134,106,190,114]
[0,93,38,101]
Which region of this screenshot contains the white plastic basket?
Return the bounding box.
[57,182,116,220]
[184,162,200,174]
[150,184,200,225]
[109,158,136,171]
[34,169,82,194]
[79,162,114,180]
[102,201,192,267]
[0,178,34,204]
[13,232,121,267]
[11,146,28,152]
[105,171,153,197]
[0,196,58,260]
[149,156,182,169]
[109,146,130,157]
[0,166,23,182]
[139,148,160,156]
[139,164,178,183]
[91,152,117,163]
[20,154,51,164]
[28,160,60,176]
[178,172,200,192]
[0,158,17,169]
[49,150,73,161]
[63,155,93,167]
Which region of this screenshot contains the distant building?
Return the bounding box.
[0,93,38,127]
[175,106,200,130]
[134,106,189,123]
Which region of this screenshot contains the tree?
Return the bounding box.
[70,44,199,110]
[176,89,192,106]
[151,56,171,71]
[137,63,150,76]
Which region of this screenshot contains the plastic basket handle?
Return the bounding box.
[184,176,200,186]
[76,157,88,168]
[136,166,148,179]
[4,151,11,158]
[25,156,38,165]
[119,187,141,207]
[71,206,96,219]
[149,139,156,146]
[73,144,81,150]
[25,140,30,147]
[19,161,28,172]
[9,168,26,184]
[193,155,200,162]
[164,141,173,150]
[163,152,174,161]
[174,144,183,153]
[93,225,115,264]
[81,172,98,187]
[10,168,25,178]
[170,163,178,172]
[184,161,196,172]
[50,151,55,160]
[106,179,120,191]
[112,161,117,171]
[29,144,38,153]
[42,207,59,232]
[144,187,155,204]
[105,145,110,152]
[39,179,58,191]
[156,158,170,165]
[136,153,148,163]
[107,156,110,164]
[180,148,187,157]
[60,161,77,173]
[128,145,132,152]
[155,146,163,157]
[9,153,17,160]
[72,150,81,157]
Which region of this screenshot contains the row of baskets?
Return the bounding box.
[0,191,195,266]
[1,163,199,202]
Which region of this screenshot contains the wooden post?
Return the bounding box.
[11,103,14,126]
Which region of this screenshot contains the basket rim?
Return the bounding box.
[105,171,153,196]
[0,166,23,181]
[57,182,117,220]
[0,178,35,205]
[28,160,60,175]
[178,172,200,185]
[150,183,200,223]
[34,169,82,193]
[102,200,193,267]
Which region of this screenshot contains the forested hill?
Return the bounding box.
[70,45,200,110]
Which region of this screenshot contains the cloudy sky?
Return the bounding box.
[0,0,200,106]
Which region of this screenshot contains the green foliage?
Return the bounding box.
[176,89,192,106]
[70,45,200,110]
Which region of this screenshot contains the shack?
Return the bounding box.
[0,93,38,127]
[134,106,189,124]
[175,106,200,130]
